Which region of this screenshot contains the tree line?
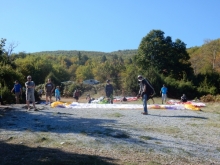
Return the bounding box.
[1,29,220,104]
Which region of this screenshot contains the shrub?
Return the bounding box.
[200,94,215,102]
[0,86,15,104]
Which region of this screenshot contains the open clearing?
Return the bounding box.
[0,98,220,165]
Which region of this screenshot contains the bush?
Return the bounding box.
[0,86,15,104]
[200,94,215,102]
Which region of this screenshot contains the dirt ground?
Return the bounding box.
[1,96,219,165]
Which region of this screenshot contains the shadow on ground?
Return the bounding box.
[0,141,117,165]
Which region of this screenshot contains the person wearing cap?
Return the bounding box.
[25,75,37,111]
[105,80,113,104]
[137,75,155,115]
[160,84,168,104]
[11,80,22,104]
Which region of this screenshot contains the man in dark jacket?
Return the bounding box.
[105,80,113,104]
[137,75,155,115]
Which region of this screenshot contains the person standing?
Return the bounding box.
[11,80,22,104]
[137,75,155,115]
[25,75,37,111]
[44,78,55,105]
[86,94,92,103]
[105,80,113,104]
[160,84,168,104]
[73,89,80,102]
[55,86,61,101]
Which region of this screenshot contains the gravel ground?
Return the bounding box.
[0,104,220,165]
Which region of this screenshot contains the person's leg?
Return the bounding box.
[31,92,36,109]
[164,94,167,103]
[26,93,30,110]
[26,100,30,110]
[142,94,148,114]
[46,92,49,104]
[152,98,155,104]
[110,94,113,104]
[15,92,20,104]
[76,96,79,102]
[49,93,52,103]
[162,94,165,104]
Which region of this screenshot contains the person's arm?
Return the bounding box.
[143,84,146,93]
[20,85,22,94]
[44,84,47,93]
[51,84,55,93]
[11,86,15,93]
[33,82,35,89]
[26,82,35,88]
[105,85,107,93]
[110,85,113,94]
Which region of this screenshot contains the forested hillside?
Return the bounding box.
[1,30,220,104]
[32,49,137,59]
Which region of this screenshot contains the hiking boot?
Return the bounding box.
[141,112,148,115]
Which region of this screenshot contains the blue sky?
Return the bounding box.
[1,0,220,53]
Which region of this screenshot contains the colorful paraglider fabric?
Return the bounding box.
[50,101,201,111]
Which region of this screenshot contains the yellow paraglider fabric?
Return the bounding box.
[184,104,201,111]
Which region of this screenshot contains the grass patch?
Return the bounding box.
[146,161,162,165]
[6,136,14,141]
[106,112,124,118]
[144,126,180,135]
[124,163,139,165]
[202,103,220,114]
[139,136,153,140]
[162,148,172,153]
[80,130,88,136]
[207,122,220,128]
[188,123,199,127]
[35,137,50,143]
[155,141,162,144]
[149,148,154,152]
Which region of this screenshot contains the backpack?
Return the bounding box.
[144,78,155,97]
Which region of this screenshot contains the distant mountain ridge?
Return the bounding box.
[32,49,138,58]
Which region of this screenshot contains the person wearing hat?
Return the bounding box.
[105,80,113,104]
[25,75,37,111]
[137,75,155,115]
[11,80,22,104]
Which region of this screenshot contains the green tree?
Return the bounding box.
[101,55,107,63]
[75,65,94,82]
[135,30,193,79]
